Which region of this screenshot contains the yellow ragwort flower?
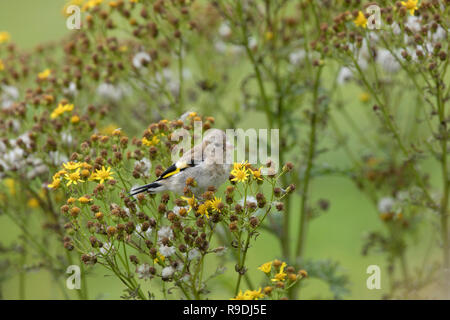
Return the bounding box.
[233,161,248,171]
[271,262,287,282]
[82,0,103,11]
[245,288,265,300]
[81,162,93,170]
[197,202,211,218]
[48,178,61,189]
[401,0,419,15]
[0,31,11,43]
[51,103,74,119]
[251,167,263,181]
[38,68,51,80]
[181,195,196,212]
[231,288,264,300]
[63,161,81,170]
[78,196,92,204]
[54,169,67,178]
[154,252,165,264]
[142,135,160,147]
[71,115,80,124]
[64,168,84,186]
[258,261,273,274]
[353,11,367,29]
[231,167,250,183]
[92,166,114,184]
[0,59,4,71]
[231,290,253,300]
[210,197,223,212]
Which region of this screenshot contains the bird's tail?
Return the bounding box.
[129,182,164,197]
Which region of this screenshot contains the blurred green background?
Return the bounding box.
[0,0,440,300]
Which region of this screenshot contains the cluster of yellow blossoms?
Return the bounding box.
[48,161,115,188]
[142,135,161,147]
[38,68,52,80]
[232,288,265,300]
[258,260,288,282]
[181,195,223,219]
[231,259,308,300]
[50,103,74,119]
[230,162,263,183]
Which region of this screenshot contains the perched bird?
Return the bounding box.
[130,129,233,197]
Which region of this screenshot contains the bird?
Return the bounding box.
[129,129,233,197]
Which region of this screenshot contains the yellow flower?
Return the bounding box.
[187,112,197,118]
[181,195,196,212]
[142,135,160,146]
[64,168,84,186]
[27,198,40,208]
[258,261,272,274]
[54,169,68,178]
[154,252,165,264]
[50,104,66,119]
[231,289,264,300]
[78,196,92,204]
[231,167,249,183]
[0,59,4,71]
[50,103,74,119]
[251,167,263,181]
[245,288,265,300]
[197,202,211,218]
[265,31,274,41]
[38,68,51,80]
[63,161,81,170]
[231,290,252,300]
[271,262,287,282]
[70,115,80,124]
[82,0,103,11]
[353,11,367,29]
[48,178,61,189]
[129,0,139,3]
[401,0,418,15]
[92,166,114,184]
[67,197,77,204]
[233,161,248,171]
[81,162,93,170]
[210,197,222,212]
[4,178,15,195]
[112,128,122,136]
[0,31,11,43]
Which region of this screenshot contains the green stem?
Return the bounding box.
[234,232,252,295]
[295,66,323,261]
[436,76,449,291]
